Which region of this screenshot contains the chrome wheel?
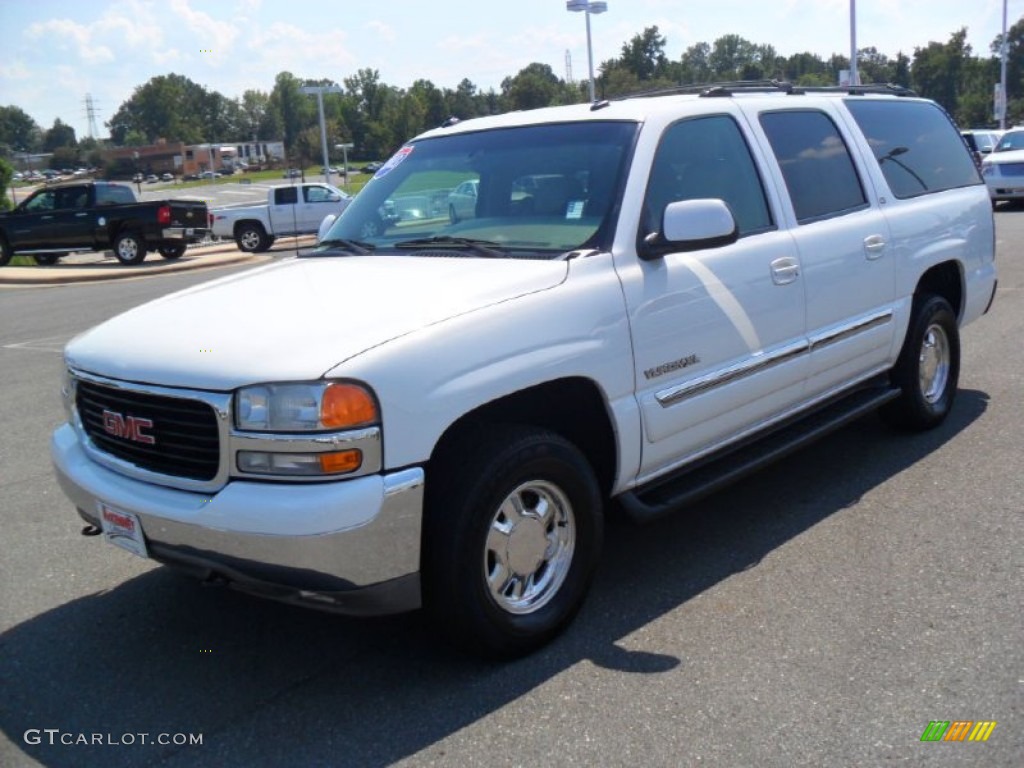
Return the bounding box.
[484,479,576,615]
[238,227,262,251]
[918,323,950,404]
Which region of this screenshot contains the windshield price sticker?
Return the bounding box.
[374,146,414,179]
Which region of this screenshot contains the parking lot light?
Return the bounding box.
[566,0,608,103]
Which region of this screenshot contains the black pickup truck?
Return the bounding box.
[0,182,209,266]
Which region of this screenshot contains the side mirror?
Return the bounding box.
[639,198,738,260]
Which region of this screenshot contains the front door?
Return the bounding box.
[617,113,808,483]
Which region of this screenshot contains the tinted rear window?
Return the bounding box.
[845,100,980,199]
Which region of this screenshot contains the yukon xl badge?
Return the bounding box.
[644,354,700,380]
[102,409,156,445]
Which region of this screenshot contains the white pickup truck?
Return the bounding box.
[53,83,997,658]
[210,182,352,252]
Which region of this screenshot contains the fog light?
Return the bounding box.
[238,450,362,476]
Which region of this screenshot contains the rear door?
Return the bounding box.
[755,106,896,400]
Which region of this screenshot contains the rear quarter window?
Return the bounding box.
[844,99,981,199]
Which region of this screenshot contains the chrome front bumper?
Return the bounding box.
[51,423,424,615]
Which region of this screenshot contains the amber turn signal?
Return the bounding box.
[320,383,378,429]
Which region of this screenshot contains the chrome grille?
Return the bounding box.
[76,379,220,481]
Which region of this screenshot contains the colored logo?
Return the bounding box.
[920,721,997,742]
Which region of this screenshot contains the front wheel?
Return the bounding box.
[158,243,187,259]
[881,294,960,431]
[423,426,603,658]
[113,231,147,265]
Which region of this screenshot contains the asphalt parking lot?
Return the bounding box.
[0,209,1021,767]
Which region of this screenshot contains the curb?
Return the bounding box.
[0,237,316,285]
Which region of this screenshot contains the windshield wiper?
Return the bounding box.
[392,236,506,258]
[312,238,376,255]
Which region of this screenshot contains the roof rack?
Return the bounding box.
[620,79,917,100]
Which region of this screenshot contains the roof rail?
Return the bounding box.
[619,80,917,100]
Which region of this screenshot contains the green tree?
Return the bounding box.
[679,42,713,84]
[43,118,77,152]
[0,105,41,154]
[501,63,562,111]
[108,73,227,144]
[0,156,13,211]
[619,26,669,81]
[48,146,80,170]
[911,28,972,114]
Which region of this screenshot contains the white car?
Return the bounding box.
[211,183,352,251]
[982,128,1024,206]
[52,85,997,657]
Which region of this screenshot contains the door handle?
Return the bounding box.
[863,234,886,260]
[75,212,88,217]
[770,256,800,285]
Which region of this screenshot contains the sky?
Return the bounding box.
[1,0,1019,140]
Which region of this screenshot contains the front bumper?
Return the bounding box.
[51,423,424,615]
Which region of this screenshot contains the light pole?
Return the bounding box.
[849,0,858,86]
[334,143,354,187]
[999,0,1008,129]
[301,84,343,186]
[566,0,607,103]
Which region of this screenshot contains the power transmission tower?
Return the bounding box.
[565,50,574,83]
[84,94,101,139]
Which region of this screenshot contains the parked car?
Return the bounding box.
[50,84,996,658]
[198,171,217,180]
[447,179,479,223]
[961,129,1003,167]
[361,161,384,174]
[283,168,302,178]
[0,181,208,266]
[981,128,1024,207]
[145,174,159,183]
[161,173,174,182]
[210,182,352,251]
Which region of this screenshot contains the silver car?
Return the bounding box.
[982,128,1024,207]
[447,179,479,224]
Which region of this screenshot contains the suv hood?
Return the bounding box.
[66,255,568,390]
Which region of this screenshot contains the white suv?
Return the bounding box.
[52,83,997,657]
[982,127,1024,206]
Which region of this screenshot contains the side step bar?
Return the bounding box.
[619,384,900,524]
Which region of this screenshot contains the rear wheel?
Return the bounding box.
[235,223,269,252]
[33,253,61,266]
[158,243,187,259]
[881,294,960,430]
[113,231,147,265]
[423,425,603,658]
[0,236,12,267]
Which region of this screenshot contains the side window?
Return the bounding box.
[304,186,338,203]
[24,191,56,212]
[96,185,133,205]
[759,110,867,223]
[644,115,773,237]
[844,99,980,199]
[274,187,298,205]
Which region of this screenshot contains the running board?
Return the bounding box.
[620,385,900,524]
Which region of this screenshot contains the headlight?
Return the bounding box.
[235,381,378,432]
[981,164,996,177]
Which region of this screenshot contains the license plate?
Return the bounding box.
[185,228,194,235]
[98,502,148,558]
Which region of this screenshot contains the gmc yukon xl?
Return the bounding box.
[51,83,997,657]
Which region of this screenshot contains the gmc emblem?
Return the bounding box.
[102,410,156,445]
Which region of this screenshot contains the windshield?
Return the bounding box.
[316,121,637,259]
[994,130,1024,152]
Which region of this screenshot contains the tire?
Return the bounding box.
[33,253,60,266]
[423,425,603,658]
[235,223,269,253]
[0,236,12,267]
[113,230,147,265]
[158,243,187,260]
[881,294,960,431]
